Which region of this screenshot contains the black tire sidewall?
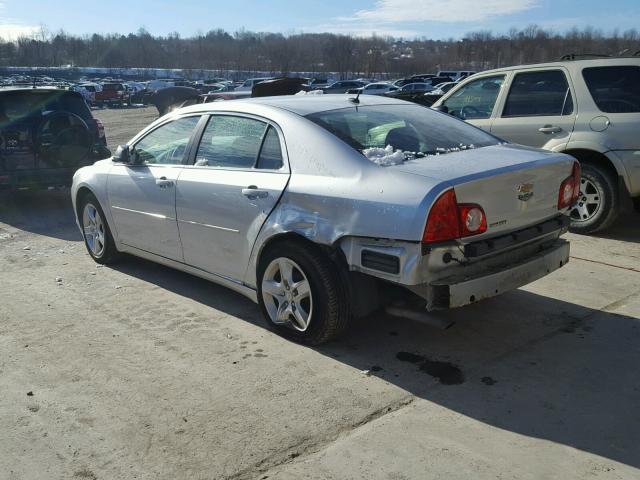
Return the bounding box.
[569,163,619,234]
[257,242,345,345]
[79,193,116,263]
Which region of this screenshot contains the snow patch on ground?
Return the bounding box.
[362,145,406,166]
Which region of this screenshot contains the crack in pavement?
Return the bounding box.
[570,255,640,273]
[222,395,415,480]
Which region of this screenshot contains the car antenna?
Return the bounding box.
[349,89,361,104]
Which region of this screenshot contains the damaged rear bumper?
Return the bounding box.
[423,239,569,310]
[340,215,570,313]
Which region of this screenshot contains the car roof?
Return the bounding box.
[472,57,640,76]
[181,93,411,116]
[0,86,81,96]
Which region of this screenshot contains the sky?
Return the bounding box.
[0,0,639,40]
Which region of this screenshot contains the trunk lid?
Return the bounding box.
[391,144,575,239]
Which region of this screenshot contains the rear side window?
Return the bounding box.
[53,93,92,121]
[582,66,640,113]
[196,115,267,169]
[256,126,284,170]
[0,91,91,123]
[503,70,573,117]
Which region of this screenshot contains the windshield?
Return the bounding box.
[0,91,90,123]
[306,104,500,165]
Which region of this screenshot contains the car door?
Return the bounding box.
[490,69,577,149]
[176,114,289,282]
[107,115,201,261]
[439,74,507,132]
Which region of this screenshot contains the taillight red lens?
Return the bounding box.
[571,161,581,203]
[423,189,460,243]
[423,189,487,244]
[558,161,581,210]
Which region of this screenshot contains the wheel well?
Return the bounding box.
[258,233,339,268]
[563,149,617,178]
[257,233,381,318]
[75,186,94,217]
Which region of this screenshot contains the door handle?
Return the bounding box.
[538,125,562,134]
[242,185,269,199]
[155,176,174,188]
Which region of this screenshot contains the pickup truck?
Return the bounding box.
[94,83,127,107]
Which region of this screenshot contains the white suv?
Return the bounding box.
[432,57,640,233]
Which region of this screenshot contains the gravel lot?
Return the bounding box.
[1,107,639,480]
[93,106,159,152]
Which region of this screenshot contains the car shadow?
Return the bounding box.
[590,210,640,243]
[0,189,81,242]
[111,255,640,470]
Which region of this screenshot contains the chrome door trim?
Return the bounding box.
[111,205,175,220]
[177,218,240,233]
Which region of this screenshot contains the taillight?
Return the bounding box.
[458,204,487,237]
[572,161,581,200]
[422,189,487,244]
[558,161,581,210]
[94,118,105,139]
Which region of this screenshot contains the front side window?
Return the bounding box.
[132,116,200,165]
[442,75,505,120]
[503,70,573,117]
[582,66,640,113]
[306,104,499,161]
[195,115,267,169]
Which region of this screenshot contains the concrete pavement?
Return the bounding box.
[1,190,638,480]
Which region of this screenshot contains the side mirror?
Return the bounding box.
[432,105,449,114]
[114,144,130,164]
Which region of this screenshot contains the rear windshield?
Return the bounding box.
[103,83,123,90]
[306,104,499,165]
[0,91,91,122]
[582,66,640,113]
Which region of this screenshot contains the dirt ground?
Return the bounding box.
[1,107,639,480]
[93,106,159,152]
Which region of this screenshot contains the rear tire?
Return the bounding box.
[257,241,351,345]
[569,163,619,234]
[78,192,119,264]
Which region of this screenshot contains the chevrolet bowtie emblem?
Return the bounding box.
[516,183,534,201]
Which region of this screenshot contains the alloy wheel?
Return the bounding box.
[261,257,313,332]
[82,203,106,257]
[570,177,602,222]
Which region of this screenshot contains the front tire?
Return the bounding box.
[79,193,119,264]
[257,241,350,345]
[569,163,619,234]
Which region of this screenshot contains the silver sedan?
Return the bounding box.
[72,95,578,344]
